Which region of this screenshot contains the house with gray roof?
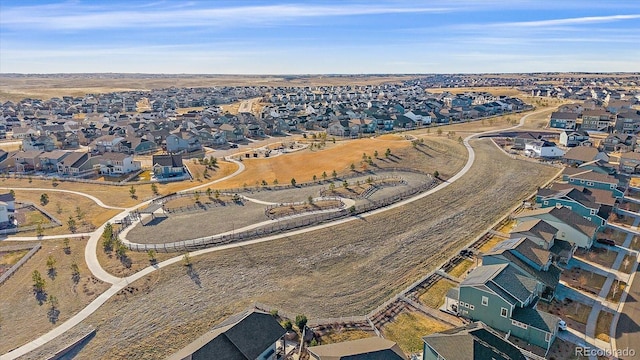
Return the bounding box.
[449,263,559,354]
[482,237,562,301]
[561,168,623,198]
[422,321,527,360]
[167,309,286,360]
[514,206,598,249]
[152,154,184,178]
[309,337,406,360]
[536,187,607,227]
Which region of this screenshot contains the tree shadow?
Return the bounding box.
[48,268,57,280]
[72,273,81,285]
[34,290,47,305]
[63,247,71,255]
[119,255,132,269]
[48,308,60,324]
[186,265,201,287]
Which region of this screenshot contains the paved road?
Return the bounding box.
[615,266,640,359]
[0,107,552,360]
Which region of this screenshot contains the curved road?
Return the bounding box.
[1,107,549,360]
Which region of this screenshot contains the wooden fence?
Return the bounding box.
[0,244,41,284]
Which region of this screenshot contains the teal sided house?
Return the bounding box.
[514,206,598,249]
[561,168,624,199]
[536,188,607,227]
[451,263,560,355]
[549,111,577,130]
[482,237,562,302]
[152,154,185,178]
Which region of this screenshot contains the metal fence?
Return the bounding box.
[125,179,438,253]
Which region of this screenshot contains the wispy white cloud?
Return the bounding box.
[497,14,640,28]
[0,2,452,30]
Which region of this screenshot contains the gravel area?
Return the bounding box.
[125,201,268,244]
[42,138,559,359]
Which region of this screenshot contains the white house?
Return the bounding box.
[525,140,565,158]
[97,152,141,175]
[404,110,432,125]
[0,192,16,225]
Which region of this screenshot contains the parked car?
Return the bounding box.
[459,249,474,257]
[558,320,567,331]
[597,238,616,246]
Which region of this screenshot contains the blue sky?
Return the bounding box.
[1,0,639,74]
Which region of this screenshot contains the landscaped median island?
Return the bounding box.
[26,138,561,359]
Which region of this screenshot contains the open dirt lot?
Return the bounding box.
[0,238,110,354]
[27,139,559,359]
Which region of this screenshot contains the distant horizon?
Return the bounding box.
[1,71,639,76]
[1,1,639,74]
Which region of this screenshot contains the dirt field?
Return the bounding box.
[25,139,559,359]
[0,238,110,354]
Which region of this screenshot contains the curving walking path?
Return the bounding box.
[1,107,551,360]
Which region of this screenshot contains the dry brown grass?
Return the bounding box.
[0,160,237,208]
[619,254,636,274]
[561,268,607,296]
[214,136,465,189]
[266,200,342,218]
[574,247,618,269]
[0,238,110,354]
[35,139,560,359]
[595,311,613,342]
[12,190,120,236]
[381,311,451,353]
[317,329,374,345]
[447,259,475,278]
[478,235,505,253]
[95,243,175,278]
[606,280,626,303]
[537,299,591,333]
[418,279,456,309]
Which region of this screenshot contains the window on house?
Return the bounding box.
[543,200,549,205]
[470,305,475,310]
[587,182,594,186]
[545,332,551,342]
[482,296,488,306]
[590,209,596,215]
[611,184,615,189]
[501,308,508,318]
